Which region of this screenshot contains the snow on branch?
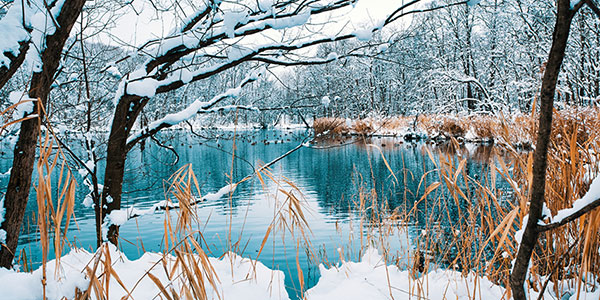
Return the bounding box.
[179,0,215,33]
[538,174,600,232]
[139,0,358,72]
[101,183,237,239]
[0,1,32,66]
[126,69,263,148]
[0,1,32,88]
[121,0,444,101]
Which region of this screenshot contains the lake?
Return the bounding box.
[0,129,503,299]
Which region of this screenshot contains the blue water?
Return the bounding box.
[0,129,498,299]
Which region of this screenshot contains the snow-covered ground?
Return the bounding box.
[2,245,598,299]
[0,244,288,300]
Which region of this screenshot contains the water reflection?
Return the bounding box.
[0,130,504,299]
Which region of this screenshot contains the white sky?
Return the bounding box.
[103,0,417,48]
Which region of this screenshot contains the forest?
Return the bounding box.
[1,0,600,299]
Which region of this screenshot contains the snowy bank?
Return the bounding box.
[0,244,288,300]
[306,248,599,300]
[1,246,598,299]
[305,248,507,300]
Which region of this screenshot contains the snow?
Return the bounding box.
[26,0,67,73]
[326,52,339,61]
[321,96,331,107]
[126,77,159,98]
[202,184,236,201]
[67,73,78,82]
[377,43,389,52]
[223,11,249,38]
[258,0,275,12]
[551,172,600,224]
[106,209,128,226]
[306,248,598,300]
[112,79,126,106]
[0,0,32,69]
[0,244,288,300]
[8,91,36,119]
[306,248,499,300]
[1,246,598,299]
[82,194,93,208]
[104,65,122,79]
[178,3,209,33]
[354,28,373,42]
[235,10,311,33]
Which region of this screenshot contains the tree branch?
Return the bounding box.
[126,70,262,149]
[538,197,600,232]
[584,0,600,17]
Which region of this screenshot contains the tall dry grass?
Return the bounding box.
[74,108,600,299]
[9,106,600,299]
[314,107,600,299]
[312,118,349,136]
[0,96,38,136]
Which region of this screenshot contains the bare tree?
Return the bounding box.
[0,0,86,268]
[509,0,600,299]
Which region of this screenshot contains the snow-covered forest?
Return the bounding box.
[1,0,600,299]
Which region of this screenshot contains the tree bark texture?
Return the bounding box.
[100,94,147,246]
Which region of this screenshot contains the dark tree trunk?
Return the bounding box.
[509,1,576,299]
[0,105,41,268]
[100,94,146,246]
[0,0,86,269]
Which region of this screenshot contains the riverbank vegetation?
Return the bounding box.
[313,106,600,148]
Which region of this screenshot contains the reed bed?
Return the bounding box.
[350,109,600,299]
[313,107,599,145]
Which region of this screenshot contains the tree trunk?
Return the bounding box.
[509,1,575,299]
[100,94,146,246]
[0,0,86,268]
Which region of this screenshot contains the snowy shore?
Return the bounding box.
[2,245,598,300]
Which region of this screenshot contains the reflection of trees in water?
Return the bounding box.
[9,131,507,245]
[305,139,501,221]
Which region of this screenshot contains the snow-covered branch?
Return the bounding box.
[251,53,341,66]
[120,0,441,101]
[538,174,600,232]
[139,0,358,73]
[102,183,237,237]
[0,1,32,89]
[125,69,263,148]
